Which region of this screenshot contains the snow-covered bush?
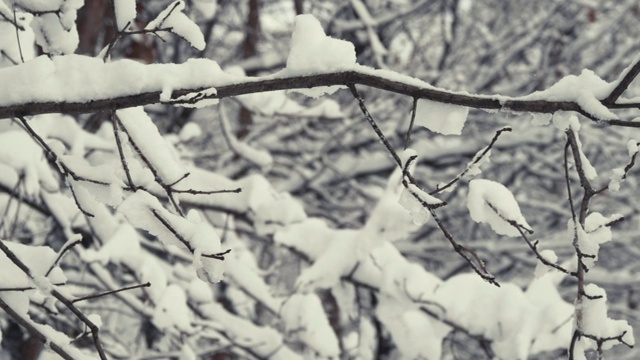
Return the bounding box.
[0,1,638,359]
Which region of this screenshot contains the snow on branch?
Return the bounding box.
[2,51,640,126]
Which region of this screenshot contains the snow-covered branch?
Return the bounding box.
[1,55,640,126]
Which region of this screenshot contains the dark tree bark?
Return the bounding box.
[237,0,262,139]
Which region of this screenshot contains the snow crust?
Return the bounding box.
[415,99,469,135]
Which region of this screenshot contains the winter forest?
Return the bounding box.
[0,0,639,359]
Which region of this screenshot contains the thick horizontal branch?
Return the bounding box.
[0,57,637,125]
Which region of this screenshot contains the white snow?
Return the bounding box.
[118,191,226,283]
[286,14,356,73]
[608,167,625,191]
[117,107,187,185]
[180,345,197,360]
[192,0,217,20]
[186,210,224,283]
[253,192,307,235]
[558,116,598,180]
[186,278,213,303]
[178,122,202,142]
[0,55,226,107]
[274,217,334,258]
[627,139,638,156]
[31,114,114,155]
[415,99,469,135]
[576,212,621,268]
[31,13,79,55]
[0,241,66,290]
[167,86,218,108]
[376,295,448,360]
[529,113,552,126]
[526,273,574,355]
[284,14,356,97]
[153,284,193,332]
[139,257,168,302]
[280,294,340,357]
[467,179,531,237]
[82,223,142,269]
[580,284,635,350]
[398,186,431,225]
[433,274,540,360]
[0,11,35,67]
[294,230,359,292]
[146,0,206,51]
[519,69,617,121]
[533,249,558,278]
[113,0,137,30]
[464,148,491,178]
[0,130,58,197]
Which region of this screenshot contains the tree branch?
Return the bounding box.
[0,63,637,125]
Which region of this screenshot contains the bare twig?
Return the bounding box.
[114,116,186,216]
[432,126,512,194]
[403,97,418,150]
[603,56,640,105]
[72,282,151,304]
[112,111,136,190]
[12,6,24,63]
[44,239,83,277]
[150,209,231,260]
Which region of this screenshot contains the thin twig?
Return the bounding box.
[432,126,512,194]
[72,282,151,304]
[12,7,24,63]
[44,239,82,277]
[114,116,185,216]
[403,97,418,150]
[150,209,231,260]
[603,56,640,105]
[111,111,136,190]
[171,188,242,195]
